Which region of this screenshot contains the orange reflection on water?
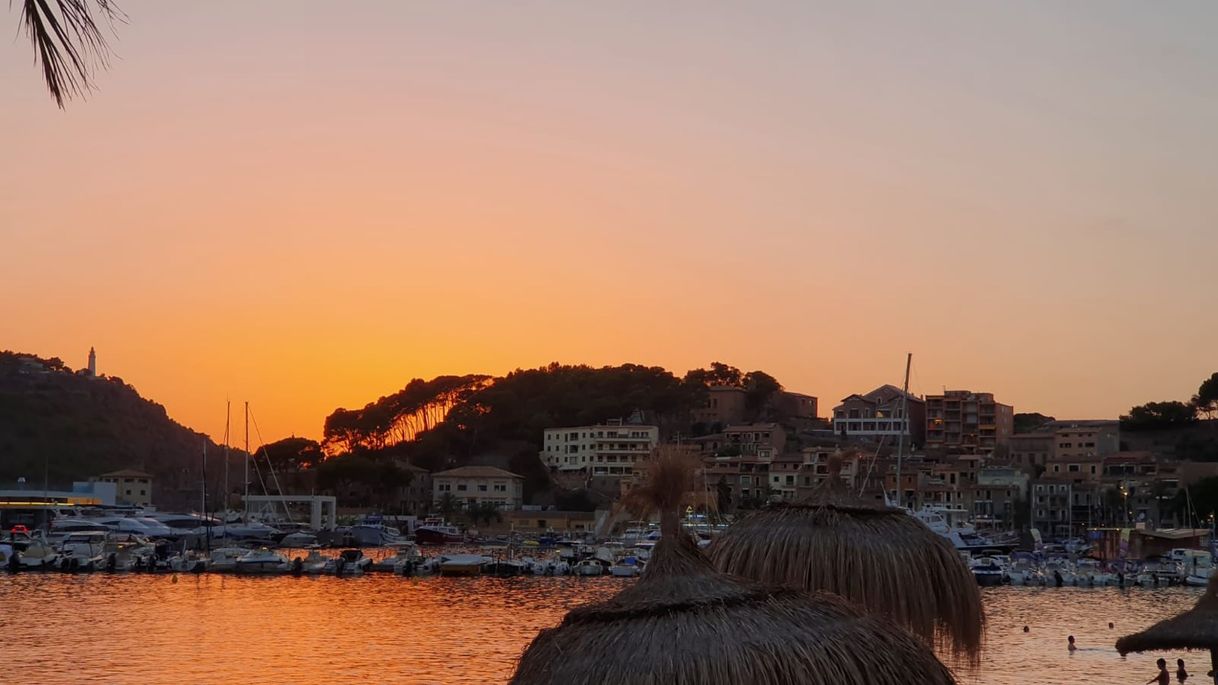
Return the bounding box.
[0,575,1203,684]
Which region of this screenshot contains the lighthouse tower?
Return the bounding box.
[87,347,97,377]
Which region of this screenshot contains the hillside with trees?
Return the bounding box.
[0,351,231,509]
[315,361,796,505]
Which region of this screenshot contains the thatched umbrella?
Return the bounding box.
[707,455,984,663]
[510,450,959,685]
[1117,574,1218,684]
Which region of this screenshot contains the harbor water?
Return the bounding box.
[0,574,1202,684]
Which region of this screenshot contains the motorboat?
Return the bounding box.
[169,551,208,573]
[101,535,156,572]
[325,549,372,576]
[1186,566,1216,587]
[348,518,406,547]
[1007,554,1037,586]
[279,531,318,548]
[1075,559,1113,587]
[15,536,60,570]
[415,519,463,545]
[970,556,1005,586]
[482,560,527,577]
[206,547,252,573]
[234,548,290,574]
[57,532,108,572]
[48,517,111,545]
[438,554,484,577]
[212,520,282,541]
[370,542,420,573]
[912,505,1015,553]
[609,558,642,577]
[574,559,605,577]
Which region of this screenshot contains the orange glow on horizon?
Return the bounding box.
[2,3,1215,443]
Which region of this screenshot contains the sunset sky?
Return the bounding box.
[3,2,1216,444]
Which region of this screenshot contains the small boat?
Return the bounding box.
[970,556,1005,587]
[324,549,372,576]
[438,554,484,577]
[574,559,605,577]
[234,548,290,574]
[370,542,420,573]
[17,538,60,570]
[415,519,463,545]
[207,547,252,573]
[482,559,527,577]
[57,532,108,572]
[609,560,642,578]
[278,531,318,548]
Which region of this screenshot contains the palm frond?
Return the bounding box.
[17,0,125,107]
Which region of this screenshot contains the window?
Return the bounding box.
[457,484,467,492]
[1068,464,1079,473]
[494,484,506,492]
[140,490,146,496]
[478,484,488,492]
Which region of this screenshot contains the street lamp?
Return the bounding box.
[1120,485,1129,526]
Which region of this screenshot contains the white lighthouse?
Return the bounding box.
[87,347,97,377]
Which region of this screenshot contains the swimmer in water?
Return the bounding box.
[1146,658,1169,685]
[1177,658,1188,682]
[1108,622,1115,629]
[1068,635,1077,652]
[1023,626,1029,633]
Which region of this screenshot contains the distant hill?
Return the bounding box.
[0,351,233,509]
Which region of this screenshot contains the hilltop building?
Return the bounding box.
[1047,420,1120,460]
[832,385,926,447]
[925,390,1013,454]
[87,347,96,377]
[540,419,660,489]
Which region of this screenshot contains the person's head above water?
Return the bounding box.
[1023,626,1029,632]
[1178,659,1186,667]
[1108,622,1114,629]
[1158,658,1168,668]
[1068,636,1075,643]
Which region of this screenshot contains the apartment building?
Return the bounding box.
[832,385,926,447]
[925,390,1014,454]
[1008,432,1054,471]
[1050,420,1120,460]
[540,420,660,480]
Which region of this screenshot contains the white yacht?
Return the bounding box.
[57,532,108,571]
[233,548,290,574]
[574,559,605,577]
[912,505,1010,552]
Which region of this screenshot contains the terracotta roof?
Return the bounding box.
[433,466,523,479]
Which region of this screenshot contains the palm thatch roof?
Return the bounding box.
[707,455,984,663]
[510,449,959,685]
[1117,574,1218,655]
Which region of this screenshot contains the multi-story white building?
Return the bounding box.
[432,466,524,511]
[540,419,659,478]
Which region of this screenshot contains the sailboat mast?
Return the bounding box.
[894,353,912,509]
[202,439,211,553]
[244,401,250,519]
[223,400,230,516]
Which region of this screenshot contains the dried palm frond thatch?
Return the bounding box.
[707,454,984,663]
[510,449,959,685]
[1117,574,1218,684]
[16,0,125,107]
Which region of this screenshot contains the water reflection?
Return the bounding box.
[0,575,1202,684]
